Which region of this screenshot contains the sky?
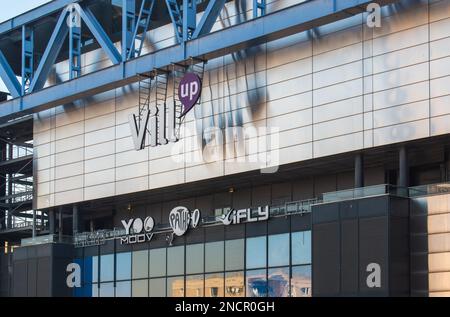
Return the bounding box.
[0,0,52,23]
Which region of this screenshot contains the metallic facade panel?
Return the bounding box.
[372,25,429,56]
[84,169,115,187]
[84,183,115,201]
[116,176,148,196]
[54,148,84,167]
[430,18,450,41]
[313,61,362,89]
[85,126,115,147]
[55,162,84,180]
[431,95,450,117]
[373,62,429,92]
[372,44,429,74]
[373,100,430,129]
[429,272,450,292]
[149,169,185,190]
[55,121,84,140]
[84,155,115,174]
[431,114,450,136]
[431,76,450,98]
[54,175,83,192]
[313,43,362,72]
[430,56,450,79]
[313,115,363,141]
[116,162,149,181]
[55,134,84,153]
[313,79,362,106]
[85,113,116,133]
[373,81,430,110]
[85,141,115,160]
[313,132,363,158]
[313,96,363,123]
[373,119,429,146]
[430,37,450,60]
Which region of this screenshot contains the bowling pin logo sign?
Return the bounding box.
[179,73,202,117]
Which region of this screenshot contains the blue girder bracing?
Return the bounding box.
[127,0,156,59]
[0,0,402,121]
[122,0,136,61]
[69,7,82,79]
[28,9,70,93]
[192,0,226,38]
[78,7,122,65]
[182,0,197,42]
[0,50,21,99]
[253,0,266,18]
[165,0,184,43]
[21,26,34,95]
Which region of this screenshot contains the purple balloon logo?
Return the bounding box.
[178,73,202,117]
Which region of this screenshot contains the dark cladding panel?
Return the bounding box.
[12,260,27,297]
[340,219,358,295]
[225,223,245,240]
[312,203,339,224]
[204,226,225,242]
[291,214,311,232]
[292,178,314,201]
[358,196,388,218]
[186,226,204,244]
[268,216,290,235]
[36,257,52,297]
[27,259,37,297]
[312,222,340,296]
[246,221,267,237]
[358,217,389,296]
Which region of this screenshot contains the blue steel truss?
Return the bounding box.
[21,26,34,94]
[0,0,401,121]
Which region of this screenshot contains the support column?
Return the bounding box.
[354,153,364,188]
[399,146,409,188]
[48,209,55,234]
[32,209,36,238]
[72,204,79,236]
[58,207,63,243]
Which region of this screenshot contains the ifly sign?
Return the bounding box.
[128,72,202,151]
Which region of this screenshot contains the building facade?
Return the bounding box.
[0,0,450,297]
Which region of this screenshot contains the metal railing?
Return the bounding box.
[21,234,73,247]
[321,184,409,203]
[408,182,450,198]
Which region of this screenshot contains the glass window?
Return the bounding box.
[116,281,131,297]
[91,256,98,283]
[167,276,184,297]
[268,267,290,297]
[83,256,94,284]
[132,250,148,279]
[186,244,204,274]
[132,279,148,297]
[100,254,114,282]
[205,273,224,297]
[268,234,289,267]
[99,282,114,297]
[225,271,245,297]
[167,246,185,276]
[149,248,166,277]
[149,278,166,297]
[116,252,131,281]
[292,231,311,265]
[92,284,98,297]
[186,274,204,297]
[246,236,267,269]
[291,265,312,297]
[225,239,244,271]
[246,269,267,297]
[205,241,224,272]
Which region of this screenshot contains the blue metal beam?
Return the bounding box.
[29,9,70,92]
[122,0,136,61]
[0,0,401,121]
[0,0,80,36]
[79,7,122,65]
[0,50,21,98]
[192,0,226,38]
[21,26,34,95]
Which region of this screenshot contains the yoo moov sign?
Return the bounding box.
[128,72,202,151]
[118,205,270,245]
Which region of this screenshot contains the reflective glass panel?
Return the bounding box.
[167,246,185,276]
[246,269,267,297]
[149,248,166,277]
[83,256,94,284]
[167,276,185,297]
[225,271,245,297]
[225,239,244,271]
[116,252,131,281]
[246,236,267,269]
[99,282,114,297]
[268,234,289,267]
[292,231,311,265]
[205,273,224,297]
[186,244,204,274]
[186,274,204,297]
[132,250,148,279]
[149,278,166,297]
[116,281,131,297]
[132,279,148,297]
[291,265,312,297]
[100,254,114,282]
[92,284,98,297]
[268,267,290,297]
[205,241,224,272]
[91,256,98,283]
